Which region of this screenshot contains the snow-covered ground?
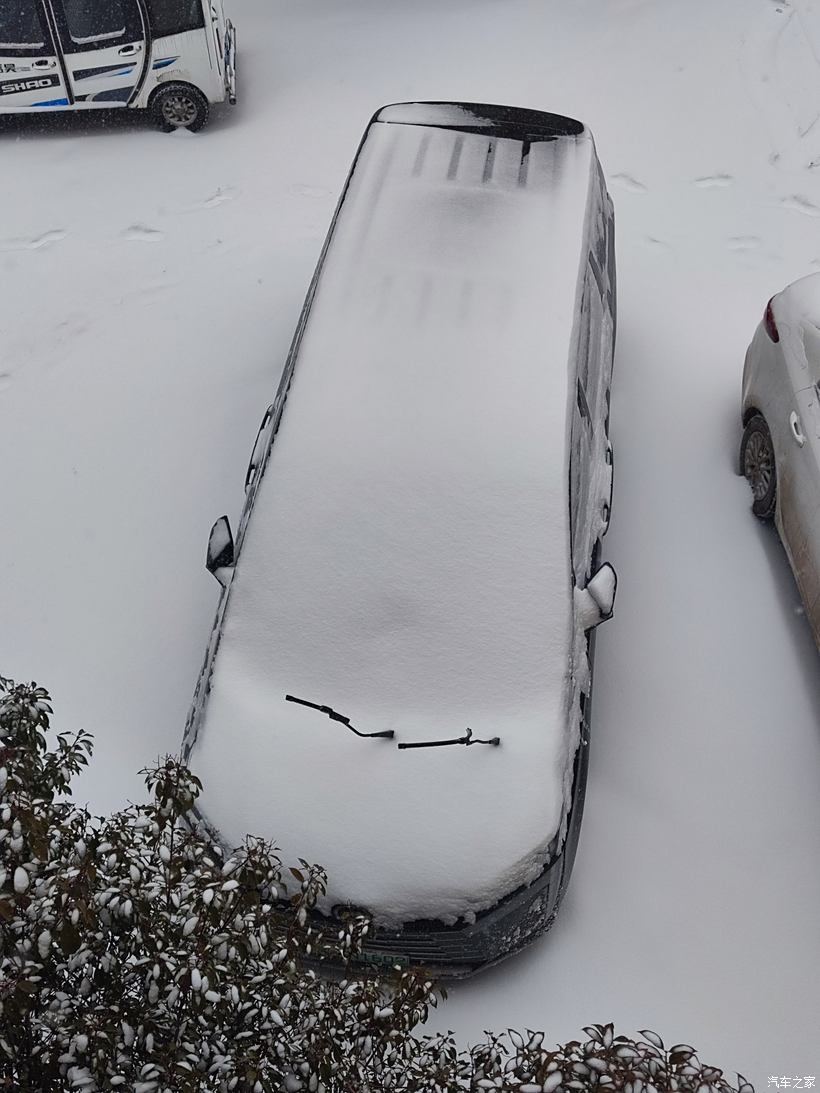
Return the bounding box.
[2,0,820,1084]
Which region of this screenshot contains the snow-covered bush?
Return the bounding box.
[0,675,754,1092]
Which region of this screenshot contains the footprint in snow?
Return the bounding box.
[122,225,165,243]
[781,194,820,217]
[290,183,332,199]
[611,173,647,194]
[27,229,67,249]
[0,372,11,391]
[0,229,67,252]
[200,186,239,209]
[694,174,734,188]
[728,236,761,251]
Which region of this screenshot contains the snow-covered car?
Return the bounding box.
[741,274,820,646]
[182,101,618,976]
[0,0,235,132]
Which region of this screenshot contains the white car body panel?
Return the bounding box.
[742,273,820,643]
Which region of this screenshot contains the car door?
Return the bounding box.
[0,1,68,108]
[49,0,148,107]
[787,322,820,636]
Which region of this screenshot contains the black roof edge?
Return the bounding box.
[371,101,586,140]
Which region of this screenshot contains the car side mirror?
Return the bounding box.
[575,562,617,629]
[206,516,235,587]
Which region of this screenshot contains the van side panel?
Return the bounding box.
[132,27,223,108]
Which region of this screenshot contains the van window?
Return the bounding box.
[585,273,604,419]
[577,283,591,391]
[0,2,45,49]
[606,217,616,311]
[803,323,820,381]
[570,417,592,582]
[576,377,591,422]
[61,0,130,45]
[144,0,205,37]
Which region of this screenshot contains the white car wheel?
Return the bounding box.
[741,413,777,520]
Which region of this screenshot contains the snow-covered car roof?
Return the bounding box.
[188,106,597,926]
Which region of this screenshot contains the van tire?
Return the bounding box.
[741,413,777,520]
[151,83,209,132]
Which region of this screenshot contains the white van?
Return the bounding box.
[183,102,617,976]
[0,0,235,131]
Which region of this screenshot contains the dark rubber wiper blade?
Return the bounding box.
[398,727,500,750]
[285,694,394,739]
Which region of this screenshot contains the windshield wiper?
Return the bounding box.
[398,727,500,750]
[285,694,395,739]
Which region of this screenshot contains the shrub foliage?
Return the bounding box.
[0,675,753,1092]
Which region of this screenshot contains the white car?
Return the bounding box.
[0,0,235,132]
[741,273,820,642]
[184,102,617,976]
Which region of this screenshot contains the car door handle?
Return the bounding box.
[790,411,806,447]
[32,58,57,69]
[118,43,142,56]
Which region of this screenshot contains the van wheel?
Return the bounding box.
[741,413,777,520]
[151,83,209,132]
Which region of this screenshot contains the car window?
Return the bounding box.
[585,273,604,419]
[0,1,46,49]
[577,281,591,391]
[569,435,582,579]
[576,377,591,422]
[61,0,129,44]
[144,0,205,38]
[803,322,820,382]
[570,401,592,582]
